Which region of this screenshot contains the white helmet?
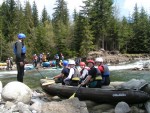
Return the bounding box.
[95,57,103,62]
[68,60,75,65]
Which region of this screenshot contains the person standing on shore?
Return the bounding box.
[13,33,26,82]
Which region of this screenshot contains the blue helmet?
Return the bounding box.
[63,60,68,66]
[18,33,26,39]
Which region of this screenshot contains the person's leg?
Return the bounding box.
[19,65,24,82]
[17,63,21,82]
[70,81,79,86]
[96,81,102,88]
[105,77,110,85]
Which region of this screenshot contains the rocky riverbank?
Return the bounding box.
[87,50,150,64]
[1,79,150,113]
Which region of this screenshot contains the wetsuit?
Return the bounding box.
[88,66,102,88]
[98,65,110,85]
[60,67,70,85]
[15,41,26,82]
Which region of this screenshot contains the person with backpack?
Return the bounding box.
[63,60,80,86]
[79,62,89,87]
[32,54,38,67]
[95,57,110,85]
[13,33,26,82]
[80,60,102,88]
[54,54,59,68]
[53,60,70,85]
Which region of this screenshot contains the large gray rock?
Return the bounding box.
[0,81,2,93]
[41,98,88,113]
[116,79,147,90]
[0,81,2,101]
[30,101,42,113]
[90,104,114,113]
[17,102,31,113]
[145,100,150,113]
[130,106,145,113]
[115,101,130,113]
[83,100,97,108]
[2,81,32,104]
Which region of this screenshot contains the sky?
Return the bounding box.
[0,0,150,18]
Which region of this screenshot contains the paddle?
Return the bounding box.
[69,85,82,99]
[35,67,46,78]
[42,80,55,86]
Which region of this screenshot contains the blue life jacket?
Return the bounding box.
[13,42,26,55]
[102,65,110,77]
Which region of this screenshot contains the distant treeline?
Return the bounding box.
[0,0,150,61]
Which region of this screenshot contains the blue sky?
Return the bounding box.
[0,0,150,18]
[115,0,150,17]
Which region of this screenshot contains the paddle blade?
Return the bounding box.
[69,93,76,99]
[42,81,55,86]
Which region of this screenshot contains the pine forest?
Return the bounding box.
[0,0,150,61]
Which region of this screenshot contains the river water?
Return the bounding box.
[0,59,150,89]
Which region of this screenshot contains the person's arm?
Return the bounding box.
[64,68,74,80]
[16,42,22,62]
[53,73,63,79]
[80,69,88,79]
[81,75,92,85]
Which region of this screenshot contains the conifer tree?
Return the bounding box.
[41,6,49,24]
[1,0,18,42]
[52,0,70,54]
[24,1,35,57]
[79,18,94,57]
[32,1,39,27]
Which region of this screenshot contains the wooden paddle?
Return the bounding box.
[42,80,55,86]
[69,85,82,99]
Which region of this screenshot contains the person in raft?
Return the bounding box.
[80,60,102,88]
[53,60,70,85]
[79,62,89,87]
[63,60,80,86]
[95,57,110,85]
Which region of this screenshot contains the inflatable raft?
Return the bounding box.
[40,79,150,104]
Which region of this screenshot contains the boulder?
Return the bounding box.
[145,100,150,113]
[0,81,2,93]
[41,98,88,113]
[17,102,31,113]
[115,101,130,113]
[2,81,32,104]
[130,106,145,113]
[90,104,114,112]
[0,81,2,101]
[83,100,97,108]
[116,79,147,90]
[30,101,42,113]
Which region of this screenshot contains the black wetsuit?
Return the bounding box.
[15,41,26,82]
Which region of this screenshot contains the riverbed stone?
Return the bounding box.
[90,104,114,112]
[145,100,150,113]
[130,106,145,113]
[0,81,2,93]
[2,81,32,104]
[83,100,97,108]
[17,102,31,113]
[41,98,88,113]
[4,101,15,110]
[0,81,2,101]
[115,101,130,113]
[142,84,150,94]
[29,101,42,113]
[51,96,61,101]
[116,79,147,90]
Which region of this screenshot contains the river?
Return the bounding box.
[0,59,150,89]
